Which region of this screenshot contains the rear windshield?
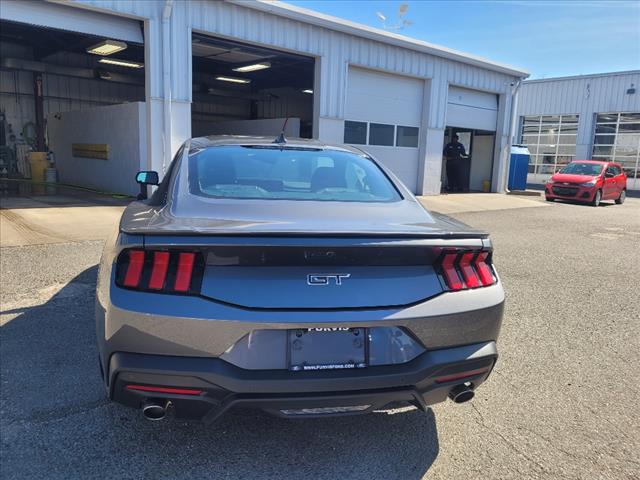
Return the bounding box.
[559,163,603,176]
[188,145,401,202]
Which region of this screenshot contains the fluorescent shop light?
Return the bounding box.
[233,62,271,73]
[98,58,144,68]
[215,76,251,84]
[87,40,127,56]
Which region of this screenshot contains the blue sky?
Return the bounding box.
[288,0,640,79]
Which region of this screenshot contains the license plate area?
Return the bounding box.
[288,328,368,371]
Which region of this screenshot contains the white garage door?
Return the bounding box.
[345,67,424,193]
[446,86,498,131]
[0,0,143,43]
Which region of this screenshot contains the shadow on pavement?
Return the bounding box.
[1,266,440,480]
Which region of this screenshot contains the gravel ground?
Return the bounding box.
[1,196,639,479]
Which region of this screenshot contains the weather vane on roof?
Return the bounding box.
[376,3,413,31]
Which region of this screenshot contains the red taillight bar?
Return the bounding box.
[475,252,495,286]
[459,252,481,288]
[434,367,489,383]
[126,384,203,395]
[441,253,464,291]
[148,251,170,290]
[174,252,196,292]
[123,250,145,287]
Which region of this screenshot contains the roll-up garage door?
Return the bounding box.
[345,67,424,193]
[446,86,498,131]
[0,0,143,43]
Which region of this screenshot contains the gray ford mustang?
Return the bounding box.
[96,135,504,422]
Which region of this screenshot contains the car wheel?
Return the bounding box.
[591,189,602,207]
[615,190,626,205]
[545,196,554,202]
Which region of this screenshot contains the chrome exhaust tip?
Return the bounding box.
[449,384,475,404]
[142,400,169,421]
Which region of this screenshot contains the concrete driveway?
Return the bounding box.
[1,192,639,479]
[0,182,127,246]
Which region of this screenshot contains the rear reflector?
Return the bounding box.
[174,252,196,292]
[126,384,203,395]
[148,251,170,290]
[123,250,145,287]
[435,367,489,383]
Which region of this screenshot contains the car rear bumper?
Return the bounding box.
[109,341,498,421]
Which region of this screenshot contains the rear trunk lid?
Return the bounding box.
[120,196,485,238]
[198,242,451,309]
[123,197,488,309]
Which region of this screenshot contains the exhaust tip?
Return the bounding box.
[142,400,169,421]
[449,384,475,404]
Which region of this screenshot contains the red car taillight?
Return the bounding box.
[437,249,496,291]
[116,249,204,295]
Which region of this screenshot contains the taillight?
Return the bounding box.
[123,250,145,288]
[437,249,496,291]
[116,249,204,295]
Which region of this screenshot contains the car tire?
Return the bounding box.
[545,196,554,202]
[591,189,602,207]
[615,189,626,205]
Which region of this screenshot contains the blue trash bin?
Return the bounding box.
[508,145,530,191]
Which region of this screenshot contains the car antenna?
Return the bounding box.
[273,117,289,144]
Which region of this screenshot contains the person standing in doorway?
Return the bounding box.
[443,134,468,192]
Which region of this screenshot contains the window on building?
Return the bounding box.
[344,121,367,145]
[369,123,395,146]
[396,126,419,147]
[592,112,640,179]
[344,121,420,148]
[520,114,579,174]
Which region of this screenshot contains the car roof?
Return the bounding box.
[188,135,365,155]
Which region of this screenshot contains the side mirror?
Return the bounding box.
[136,171,159,185]
[135,171,159,200]
[605,171,614,178]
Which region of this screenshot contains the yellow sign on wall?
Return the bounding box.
[72,143,109,160]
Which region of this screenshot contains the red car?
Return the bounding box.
[545,160,627,206]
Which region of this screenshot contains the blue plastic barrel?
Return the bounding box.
[508,145,530,191]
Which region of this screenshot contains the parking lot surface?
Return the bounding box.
[1,196,639,479]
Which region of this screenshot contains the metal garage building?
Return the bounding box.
[517,70,640,191]
[1,0,528,196]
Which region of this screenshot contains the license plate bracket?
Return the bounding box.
[288,328,368,371]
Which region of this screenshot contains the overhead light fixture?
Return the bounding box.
[99,58,144,69]
[87,39,127,56]
[215,76,251,84]
[232,62,271,73]
[302,89,313,94]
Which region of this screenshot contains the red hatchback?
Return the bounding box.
[545,160,627,206]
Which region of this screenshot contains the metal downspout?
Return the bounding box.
[162,0,173,174]
[503,79,523,193]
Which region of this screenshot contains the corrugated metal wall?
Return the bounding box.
[0,69,143,139]
[76,0,519,124]
[518,72,640,146]
[0,44,143,143]
[519,72,640,115]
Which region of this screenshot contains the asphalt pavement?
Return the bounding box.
[1,195,639,479]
